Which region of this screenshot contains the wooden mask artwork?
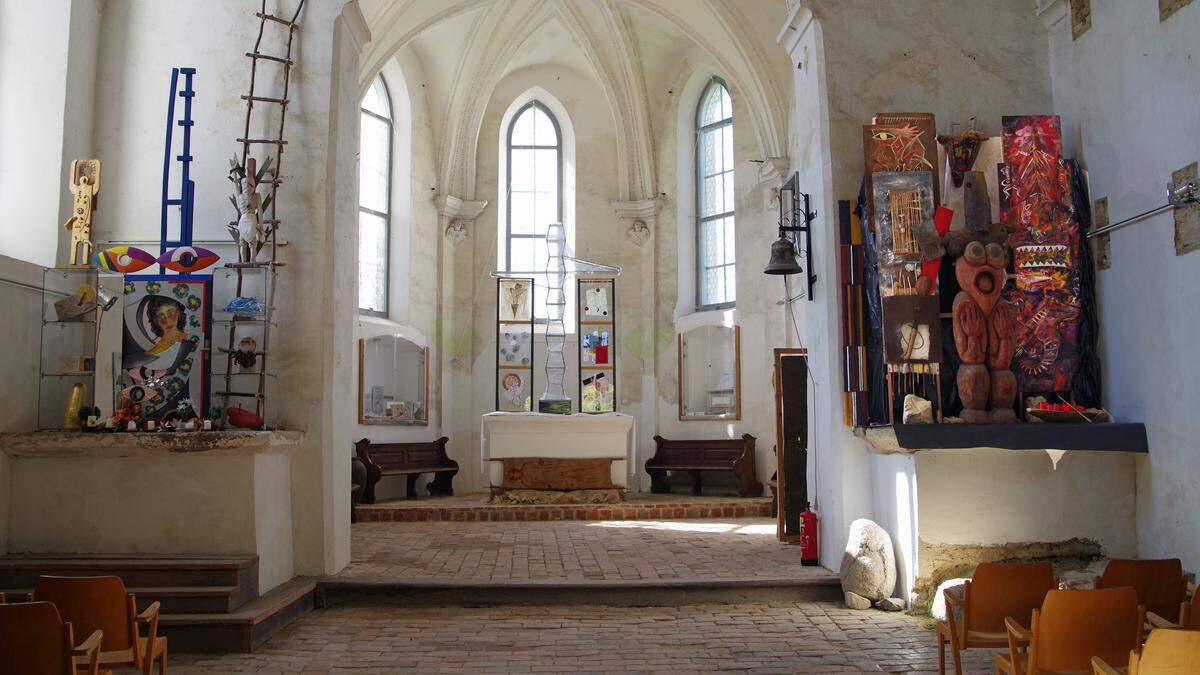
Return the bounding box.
[952,241,1017,423]
[937,130,987,188]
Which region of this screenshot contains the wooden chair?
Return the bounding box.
[33,575,167,675]
[1092,627,1200,675]
[1147,587,1200,630]
[935,561,1057,675]
[0,600,106,675]
[1094,559,1188,626]
[996,587,1144,675]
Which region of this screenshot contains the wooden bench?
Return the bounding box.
[646,434,762,498]
[355,437,458,503]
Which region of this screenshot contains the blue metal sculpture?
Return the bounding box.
[160,67,197,266]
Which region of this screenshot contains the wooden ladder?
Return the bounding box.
[218,0,306,422]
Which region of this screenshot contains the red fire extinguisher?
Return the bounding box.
[800,502,819,567]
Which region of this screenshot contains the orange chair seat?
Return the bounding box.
[997,650,1112,675]
[97,635,167,669]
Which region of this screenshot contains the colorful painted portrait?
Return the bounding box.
[581,370,614,413]
[497,371,531,412]
[120,275,211,423]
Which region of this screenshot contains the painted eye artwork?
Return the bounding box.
[95,245,157,273]
[159,246,219,273]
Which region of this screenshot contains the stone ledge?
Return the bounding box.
[860,423,1148,455]
[0,430,305,459]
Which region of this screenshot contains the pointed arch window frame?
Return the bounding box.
[505,100,564,323]
[359,73,394,318]
[695,76,736,311]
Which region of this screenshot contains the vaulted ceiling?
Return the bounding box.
[356,0,792,203]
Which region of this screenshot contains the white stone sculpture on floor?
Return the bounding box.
[840,518,906,611]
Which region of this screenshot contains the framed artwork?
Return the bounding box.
[496,277,535,412]
[357,336,429,425]
[880,295,942,366]
[119,274,211,423]
[678,325,741,420]
[498,277,532,322]
[863,112,939,229]
[577,277,615,413]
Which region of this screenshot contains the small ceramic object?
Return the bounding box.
[126,421,137,432]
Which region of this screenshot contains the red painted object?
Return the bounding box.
[800,503,819,566]
[226,406,264,430]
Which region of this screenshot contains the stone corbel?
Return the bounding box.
[611,199,660,247]
[435,194,487,245]
[757,157,791,210]
[1035,0,1068,30]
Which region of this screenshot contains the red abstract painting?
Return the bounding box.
[1000,115,1081,393]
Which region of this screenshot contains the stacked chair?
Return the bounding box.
[940,558,1196,675]
[1092,627,1200,674]
[0,600,105,675]
[936,561,1059,675]
[994,586,1144,674]
[0,575,167,675]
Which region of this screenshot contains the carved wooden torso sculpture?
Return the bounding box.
[62,159,101,267]
[952,240,1017,423]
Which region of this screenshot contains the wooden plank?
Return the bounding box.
[499,458,616,490]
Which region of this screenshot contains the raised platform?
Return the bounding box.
[317,575,841,607]
[0,430,304,458]
[356,492,773,523]
[862,422,1148,454]
[0,554,312,653]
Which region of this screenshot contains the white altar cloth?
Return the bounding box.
[480,412,636,488]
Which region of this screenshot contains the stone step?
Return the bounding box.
[317,575,842,608]
[160,577,316,653]
[2,584,242,614]
[0,554,258,593]
[357,498,773,523]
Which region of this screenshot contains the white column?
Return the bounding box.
[612,198,659,490]
[434,194,487,492]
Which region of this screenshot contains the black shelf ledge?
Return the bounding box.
[891,422,1148,453]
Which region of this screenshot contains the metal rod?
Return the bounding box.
[0,275,47,295]
[1087,181,1197,239]
[1087,203,1180,238]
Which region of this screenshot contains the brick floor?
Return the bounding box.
[337,519,827,582]
[171,602,996,673]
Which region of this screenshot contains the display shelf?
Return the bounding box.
[861,422,1149,454]
[577,277,616,414]
[495,277,535,413]
[37,268,123,431]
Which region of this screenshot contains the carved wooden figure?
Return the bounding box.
[231,157,265,262]
[952,241,1017,423]
[62,159,100,267]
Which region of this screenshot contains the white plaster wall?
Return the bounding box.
[1043,0,1200,572]
[0,255,48,554]
[253,453,295,592]
[868,452,918,601]
[7,456,258,556]
[350,48,445,502]
[652,57,791,493]
[915,449,1137,556]
[0,0,71,266]
[6,0,367,578]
